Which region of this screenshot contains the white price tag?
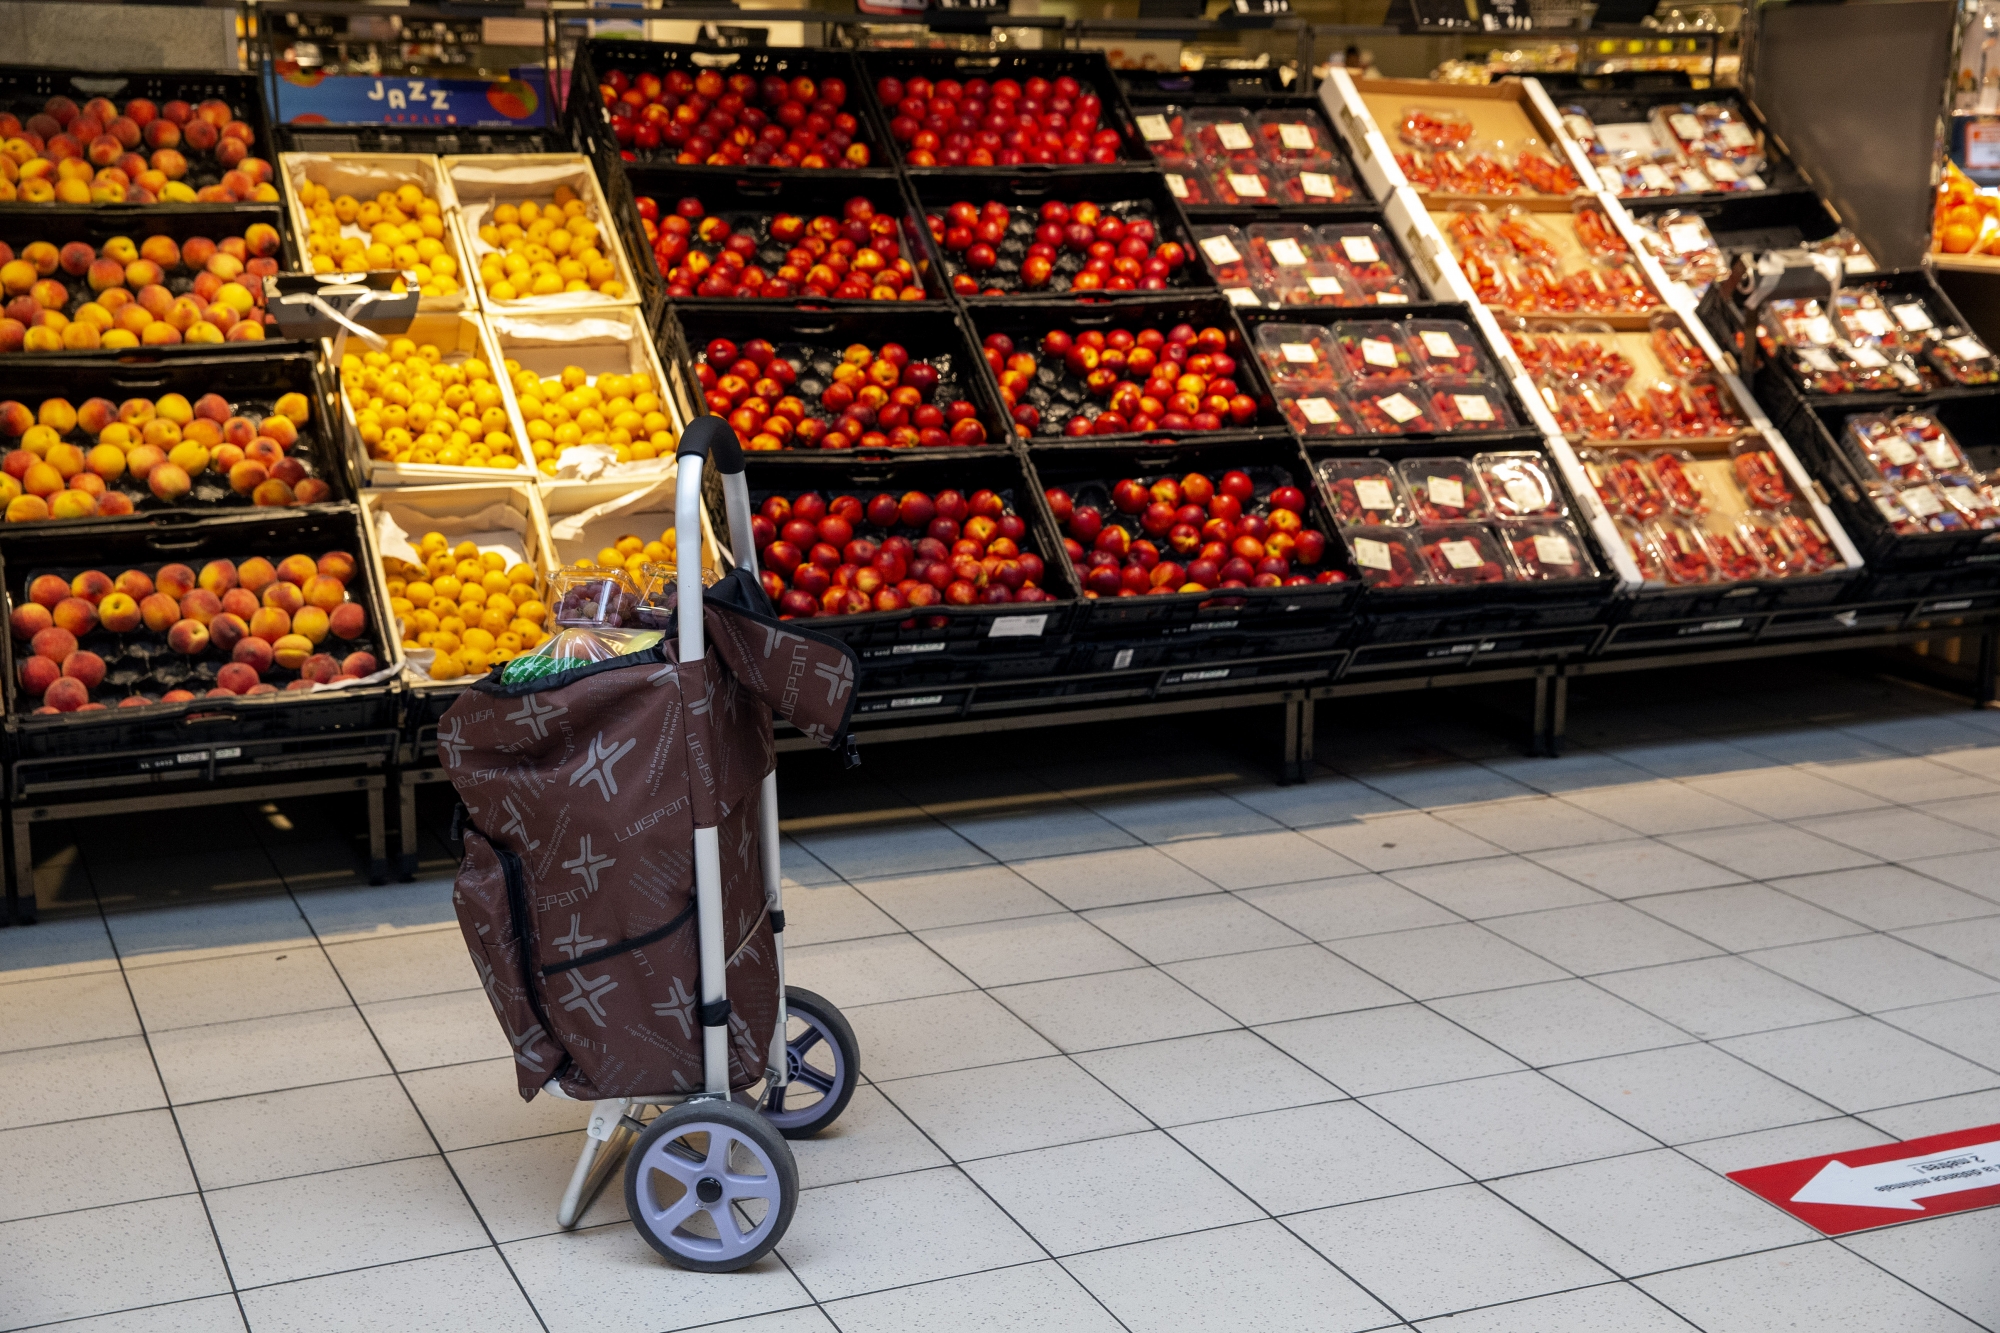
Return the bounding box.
[1805,315,1838,346]
[1946,335,1992,362]
[1419,330,1461,359]
[1199,235,1242,265]
[1137,114,1172,142]
[1378,393,1422,423]
[1440,539,1483,570]
[1597,122,1661,153]
[1165,173,1190,200]
[1893,303,1935,332]
[1703,158,1737,183]
[1354,478,1394,509]
[1457,393,1497,423]
[988,614,1048,638]
[1225,287,1262,307]
[1376,292,1408,304]
[1720,121,1758,148]
[1598,166,1625,191]
[1743,174,1767,190]
[1679,167,1713,191]
[1881,437,1919,466]
[1848,344,1889,369]
[1638,164,1673,189]
[1228,173,1267,197]
[1361,337,1399,368]
[1354,537,1393,571]
[1846,256,1877,273]
[1667,222,1709,254]
[1923,438,1962,469]
[1904,486,1944,516]
[1307,276,1347,296]
[1797,347,1840,372]
[1669,112,1703,140]
[1215,123,1254,151]
[1533,533,1574,566]
[1278,123,1316,150]
[1340,234,1381,263]
[1427,476,1465,508]
[1267,238,1308,267]
[1503,477,1542,508]
[1298,397,1340,424]
[1281,342,1319,364]
[1854,308,1894,337]
[1300,172,1337,198]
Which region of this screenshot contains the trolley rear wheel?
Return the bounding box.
[762,986,859,1139]
[624,1099,797,1272]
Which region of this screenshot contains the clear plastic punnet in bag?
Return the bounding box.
[499,568,662,682]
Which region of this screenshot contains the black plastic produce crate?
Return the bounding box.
[1537,77,1835,250]
[615,163,940,313]
[659,302,1015,458]
[0,204,297,357]
[965,293,1288,446]
[1066,618,1348,674]
[857,49,1151,173]
[1025,436,1361,635]
[277,124,563,156]
[0,508,399,774]
[0,349,352,528]
[909,169,1211,302]
[567,39,885,178]
[715,451,1080,664]
[1346,622,1606,674]
[0,63,284,214]
[1600,559,1859,649]
[1119,69,1293,102]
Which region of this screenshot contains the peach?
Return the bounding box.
[271,634,312,671]
[269,457,305,487]
[85,445,124,481]
[236,556,276,595]
[27,573,68,608]
[118,398,154,425]
[0,402,28,437]
[299,653,338,684]
[215,660,259,693]
[144,119,180,152]
[154,393,192,425]
[243,222,281,259]
[18,426,55,457]
[166,441,209,476]
[123,259,162,289]
[23,283,60,316]
[117,696,149,708]
[60,322,101,352]
[231,638,273,675]
[251,478,293,507]
[0,321,23,353]
[183,418,222,449]
[0,451,26,479]
[72,302,114,333]
[155,563,196,599]
[5,495,48,522]
[161,689,195,703]
[139,323,181,347]
[220,588,258,620]
[19,327,61,355]
[328,602,367,641]
[124,444,164,481]
[18,654,57,696]
[35,397,74,432]
[276,554,317,586]
[95,492,132,517]
[21,463,60,498]
[300,575,345,612]
[20,242,56,275]
[268,391,310,426]
[66,472,102,498]
[220,417,256,448]
[62,650,104,688]
[99,237,134,264]
[206,438,237,467]
[227,461,265,495]
[113,570,153,600]
[96,288,130,313]
[180,235,214,268]
[44,443,84,479]
[204,252,242,282]
[51,597,97,635]
[148,462,191,502]
[138,592,179,632]
[165,298,203,333]
[48,490,96,520]
[184,322,224,346]
[30,625,76,662]
[262,581,303,615]
[95,592,140,633]
[9,602,50,639]
[69,570,112,604]
[177,588,220,625]
[207,611,248,654]
[258,416,298,449]
[57,241,94,277]
[316,551,357,584]
[291,604,330,644]
[243,439,281,468]
[165,617,208,655]
[218,171,255,201]
[248,606,289,642]
[342,651,378,677]
[113,306,152,336]
[76,398,115,435]
[215,137,248,171]
[189,392,229,424]
[136,284,174,318]
[219,236,246,262]
[214,281,253,315]
[293,478,331,505]
[43,676,88,711]
[198,559,236,594]
[84,258,124,292]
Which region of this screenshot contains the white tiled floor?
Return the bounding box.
[5,662,2000,1331]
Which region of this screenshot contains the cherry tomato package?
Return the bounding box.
[1255,109,1337,164]
[1319,459,1416,528]
[1335,322,1417,384]
[1345,525,1432,588]
[1505,518,1598,581]
[1399,457,1492,524]
[1405,320,1491,379]
[1277,384,1358,438]
[1429,378,1515,432]
[1188,108,1263,164]
[1254,322,1340,383]
[1161,166,1216,206]
[1349,384,1438,435]
[1316,224,1420,303]
[1419,524,1512,584]
[1475,451,1563,519]
[1134,107,1190,162]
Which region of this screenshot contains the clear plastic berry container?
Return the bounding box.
[1475,451,1562,519]
[1267,263,1365,308]
[1642,516,1719,584]
[1255,109,1337,164]
[1418,524,1512,585]
[1254,322,1339,383]
[1133,107,1190,161]
[1281,162,1359,204]
[1898,411,1976,480]
[1646,449,1708,517]
[1928,328,2000,386]
[1316,224,1417,301]
[1429,378,1514,432]
[1319,459,1415,528]
[1399,457,1491,523]
[1334,322,1417,384]
[1404,320,1490,379]
[1345,525,1432,588]
[1192,225,1263,304]
[1161,166,1215,206]
[1188,108,1263,164]
[1276,384,1357,438]
[1728,443,1795,509]
[1208,164,1283,207]
[1504,518,1598,581]
[1399,105,1474,151]
[1246,223,1322,277]
[1350,384,1438,435]
[1697,520,1769,581]
[1843,413,1932,486]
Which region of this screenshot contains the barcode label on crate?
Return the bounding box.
[889,695,945,708]
[988,614,1048,638]
[1113,648,1134,670]
[889,642,948,655]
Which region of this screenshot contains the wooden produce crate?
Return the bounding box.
[442,153,642,315]
[280,151,476,314]
[338,311,534,487]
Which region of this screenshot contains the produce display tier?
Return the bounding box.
[1116,87,1376,222]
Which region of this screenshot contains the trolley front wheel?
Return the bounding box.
[624,1099,797,1272]
[763,986,859,1140]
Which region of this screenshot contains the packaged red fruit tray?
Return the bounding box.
[1927,328,2000,386]
[1641,515,1720,584]
[1697,521,1769,581]
[1399,106,1475,152]
[875,69,1124,168]
[1207,165,1283,208]
[1475,451,1562,520]
[1938,474,2000,530]
[1277,384,1357,438]
[1267,264,1363,309]
[1505,518,1597,581]
[1345,525,1430,588]
[1334,323,1416,384]
[1134,107,1189,161]
[1316,224,1418,303]
[1893,411,1976,480]
[1187,109,1262,165]
[600,65,871,169]
[1047,465,1341,597]
[1254,323,1338,383]
[1647,448,1708,516]
[1404,320,1489,380]
[1254,109,1337,164]
[1161,167,1215,207]
[1429,379,1513,432]
[641,192,926,303]
[1285,163,1359,204]
[929,196,1194,297]
[984,320,1259,438]
[753,484,1058,620]
[1349,385,1435,435]
[1399,457,1491,523]
[691,332,990,451]
[1319,459,1414,528]
[1419,524,1510,584]
[1649,314,1710,379]
[0,91,273,206]
[1843,413,1932,487]
[1246,224,1321,279]
[1741,506,1840,574]
[1731,443,1796,509]
[1191,226,1263,305]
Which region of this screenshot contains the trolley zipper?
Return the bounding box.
[497,845,565,1056]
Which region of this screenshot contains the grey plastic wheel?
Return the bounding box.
[762,986,860,1140]
[624,1099,797,1272]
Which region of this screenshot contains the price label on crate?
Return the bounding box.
[1232,0,1291,14]
[935,0,1012,10]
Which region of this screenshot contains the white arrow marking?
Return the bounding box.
[1791,1140,2000,1211]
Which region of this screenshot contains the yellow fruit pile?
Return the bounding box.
[474,187,626,303]
[586,526,716,581]
[298,180,463,298]
[384,533,547,680]
[507,362,676,477]
[342,337,522,470]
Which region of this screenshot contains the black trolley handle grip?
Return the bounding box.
[677,415,758,576]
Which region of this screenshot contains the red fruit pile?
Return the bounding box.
[752,488,1056,618]
[639,194,922,302]
[0,94,270,205]
[877,74,1123,167]
[10,554,374,714]
[930,198,1190,296]
[697,337,988,451]
[984,324,1258,439]
[599,68,869,169]
[1047,469,1341,598]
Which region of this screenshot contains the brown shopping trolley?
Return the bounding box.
[438,417,861,1271]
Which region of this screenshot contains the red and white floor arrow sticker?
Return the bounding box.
[1729,1122,2000,1236]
